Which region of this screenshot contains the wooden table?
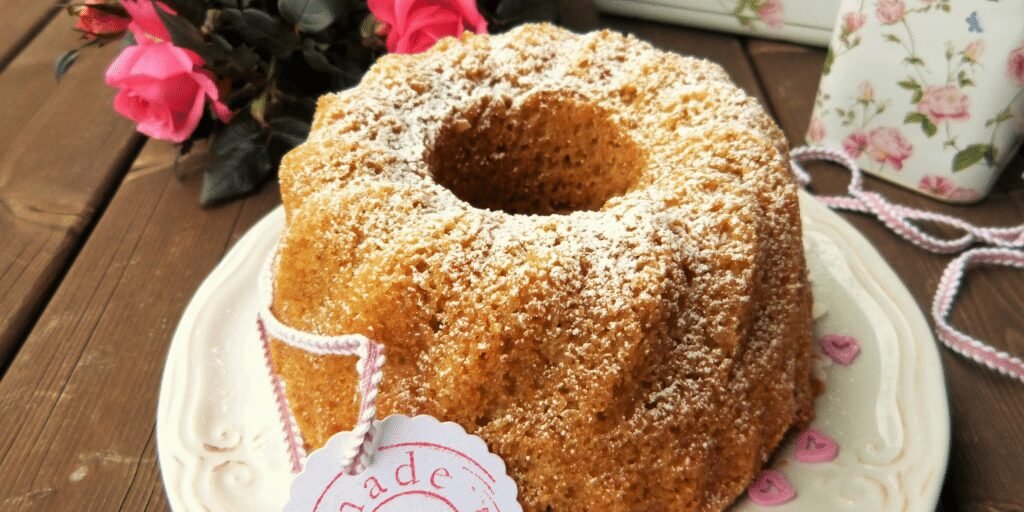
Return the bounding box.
[0,1,1021,510]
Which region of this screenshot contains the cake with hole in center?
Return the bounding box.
[269,23,816,511]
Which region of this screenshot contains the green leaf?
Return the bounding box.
[155,3,229,66]
[883,33,901,43]
[201,145,272,205]
[161,0,207,25]
[921,117,937,137]
[54,49,79,81]
[302,44,342,75]
[228,43,261,73]
[278,0,347,33]
[204,113,273,205]
[993,108,1013,124]
[904,112,928,124]
[912,89,923,103]
[952,144,992,172]
[822,48,834,75]
[211,113,263,157]
[269,116,311,148]
[904,112,937,137]
[897,79,920,91]
[220,8,298,58]
[905,56,925,66]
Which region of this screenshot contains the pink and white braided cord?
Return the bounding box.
[257,253,386,474]
[792,145,1024,383]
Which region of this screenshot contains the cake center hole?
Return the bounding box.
[428,91,645,215]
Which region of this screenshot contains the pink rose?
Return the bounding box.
[857,81,874,102]
[875,0,905,25]
[1009,46,1024,86]
[843,11,866,33]
[75,0,130,39]
[917,84,970,123]
[105,42,232,143]
[918,175,954,196]
[962,40,984,63]
[842,131,869,158]
[120,0,174,44]
[757,0,785,29]
[368,0,488,54]
[866,127,913,170]
[807,116,826,143]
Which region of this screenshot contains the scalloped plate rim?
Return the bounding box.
[156,191,950,511]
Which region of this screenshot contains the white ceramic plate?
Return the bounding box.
[156,191,950,511]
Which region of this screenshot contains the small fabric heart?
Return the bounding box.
[820,334,861,366]
[747,469,796,506]
[794,427,839,463]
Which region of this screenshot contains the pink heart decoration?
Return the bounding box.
[747,469,796,506]
[794,427,839,463]
[820,334,861,366]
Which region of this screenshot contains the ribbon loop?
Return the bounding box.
[791,145,1024,383]
[932,248,1024,383]
[258,253,386,475]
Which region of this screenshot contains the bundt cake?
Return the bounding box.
[269,23,816,511]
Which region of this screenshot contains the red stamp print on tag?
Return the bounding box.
[284,415,521,512]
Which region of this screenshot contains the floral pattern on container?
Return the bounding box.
[723,0,785,29]
[810,0,1024,203]
[918,175,980,202]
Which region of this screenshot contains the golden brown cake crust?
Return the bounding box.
[270,23,815,511]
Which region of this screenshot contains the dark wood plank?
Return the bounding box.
[747,39,1024,512]
[0,0,59,70]
[0,140,280,510]
[0,11,142,370]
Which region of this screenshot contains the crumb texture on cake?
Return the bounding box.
[270,23,815,511]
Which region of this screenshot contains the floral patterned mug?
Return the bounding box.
[808,0,1024,203]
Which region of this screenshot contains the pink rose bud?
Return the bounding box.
[120,0,175,44]
[105,42,232,143]
[875,0,905,25]
[368,0,488,54]
[74,0,130,39]
[842,11,866,33]
[962,40,984,63]
[916,84,970,123]
[1009,46,1024,86]
[757,0,784,29]
[856,81,874,102]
